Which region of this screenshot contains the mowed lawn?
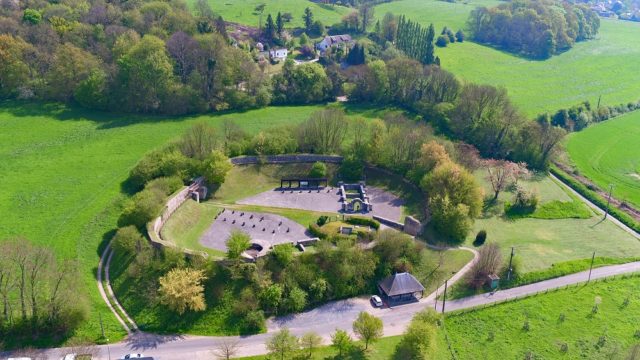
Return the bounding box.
[194,0,350,28]
[458,172,640,272]
[376,0,640,116]
[0,101,326,345]
[566,110,640,210]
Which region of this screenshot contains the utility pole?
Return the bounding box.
[604,184,614,220]
[441,279,448,314]
[507,247,515,281]
[588,251,596,282]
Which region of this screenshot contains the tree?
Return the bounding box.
[300,332,323,358]
[421,160,483,242]
[285,286,307,313]
[264,14,276,42]
[22,9,41,25]
[276,12,284,37]
[418,141,451,173]
[272,243,295,267]
[116,35,177,113]
[467,242,502,288]
[180,122,218,161]
[331,329,353,357]
[260,284,283,314]
[158,268,207,315]
[46,43,101,102]
[353,311,383,349]
[267,328,299,360]
[436,35,449,47]
[201,150,232,186]
[309,161,327,178]
[226,230,251,260]
[111,226,148,255]
[166,31,199,82]
[484,160,519,201]
[394,309,439,359]
[272,61,332,104]
[0,34,34,98]
[303,7,313,34]
[359,4,374,33]
[299,109,348,154]
[212,340,239,360]
[455,29,465,42]
[118,188,165,228]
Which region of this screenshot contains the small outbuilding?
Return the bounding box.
[378,272,425,303]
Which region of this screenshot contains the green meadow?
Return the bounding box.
[197,0,350,29]
[374,0,640,116]
[566,110,640,209]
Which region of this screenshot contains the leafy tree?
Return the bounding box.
[266,328,298,360]
[260,284,283,314]
[309,161,327,178]
[116,35,177,113]
[272,243,295,267]
[47,43,101,102]
[226,230,251,260]
[309,20,325,37]
[272,60,332,104]
[303,7,313,34]
[358,4,374,33]
[394,309,439,359]
[74,69,108,110]
[180,122,218,161]
[201,150,232,185]
[455,29,465,42]
[118,188,165,228]
[436,35,449,47]
[300,332,323,358]
[111,226,148,255]
[299,108,348,154]
[466,242,502,288]
[22,9,41,25]
[0,34,34,98]
[353,311,383,349]
[285,286,307,312]
[331,329,353,357]
[158,268,207,315]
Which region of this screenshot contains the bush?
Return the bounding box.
[118,187,166,228]
[505,185,538,215]
[112,225,149,255]
[145,176,184,196]
[473,230,487,246]
[436,35,449,47]
[128,148,193,191]
[309,161,327,178]
[316,215,329,226]
[345,216,380,230]
[308,224,327,239]
[242,310,265,333]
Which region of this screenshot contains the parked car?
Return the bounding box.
[370,295,383,307]
[121,355,154,360]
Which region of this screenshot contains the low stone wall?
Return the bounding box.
[373,215,424,237]
[231,154,343,165]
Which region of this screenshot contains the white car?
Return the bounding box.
[122,355,145,359]
[370,295,383,307]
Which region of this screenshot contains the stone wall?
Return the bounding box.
[373,215,424,237]
[231,154,343,165]
[373,215,404,231]
[147,177,206,256]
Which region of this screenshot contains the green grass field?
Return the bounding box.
[566,110,640,210]
[375,0,640,116]
[0,101,327,346]
[454,172,640,273]
[196,0,350,29]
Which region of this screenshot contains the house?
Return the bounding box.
[315,34,353,53]
[269,48,288,61]
[378,272,425,304]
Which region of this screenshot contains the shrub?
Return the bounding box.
[242,310,265,333]
[309,161,327,178]
[118,187,165,229]
[308,224,327,239]
[345,216,380,230]
[145,176,184,196]
[112,225,148,255]
[473,230,487,246]
[316,215,329,226]
[436,35,449,47]
[505,185,538,215]
[339,156,364,182]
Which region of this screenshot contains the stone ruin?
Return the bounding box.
[338,181,372,213]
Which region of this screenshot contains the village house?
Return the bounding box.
[269,48,288,62]
[315,34,353,53]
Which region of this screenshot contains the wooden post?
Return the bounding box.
[588,251,596,282]
[441,279,448,314]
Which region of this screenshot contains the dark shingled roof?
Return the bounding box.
[378,272,425,297]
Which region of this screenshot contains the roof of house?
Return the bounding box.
[378,272,425,297]
[321,34,352,46]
